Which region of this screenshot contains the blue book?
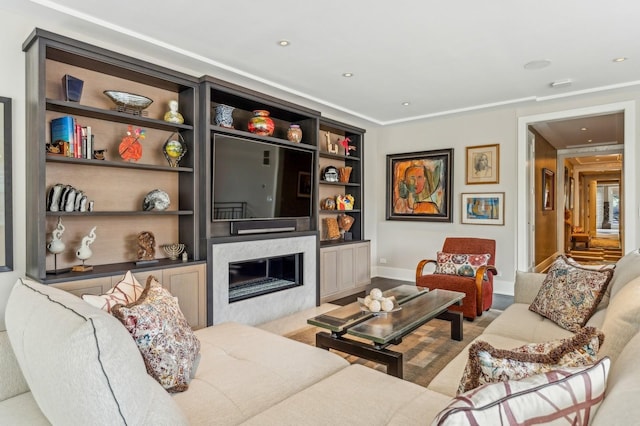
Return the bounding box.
[50,116,75,157]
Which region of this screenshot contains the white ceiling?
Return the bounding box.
[5,0,640,128]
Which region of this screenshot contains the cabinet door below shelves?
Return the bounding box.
[320,247,340,298]
[162,264,206,330]
[320,241,371,302]
[52,277,113,297]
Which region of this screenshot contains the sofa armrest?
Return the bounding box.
[514,271,547,304]
[0,331,29,402]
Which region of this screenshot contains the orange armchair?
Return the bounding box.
[415,237,498,320]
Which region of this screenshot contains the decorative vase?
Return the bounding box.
[214,104,235,128]
[287,124,302,143]
[248,110,275,136]
[62,74,84,102]
[339,166,352,183]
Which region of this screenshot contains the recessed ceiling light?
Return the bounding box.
[402,102,410,106]
[588,139,593,143]
[613,57,627,62]
[524,59,551,70]
[342,72,354,78]
[550,79,572,88]
[581,127,588,131]
[277,40,290,47]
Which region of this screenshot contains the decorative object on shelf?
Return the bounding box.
[247,109,275,136]
[163,132,187,167]
[336,194,354,210]
[386,148,454,222]
[143,189,170,211]
[214,104,235,128]
[93,149,107,160]
[337,213,355,240]
[339,166,352,183]
[62,74,84,102]
[46,183,89,212]
[324,217,341,240]
[119,125,145,162]
[325,131,339,154]
[465,143,500,184]
[46,217,70,274]
[73,226,96,272]
[287,124,302,143]
[104,90,153,116]
[163,99,184,124]
[339,137,356,156]
[182,251,188,262]
[461,192,505,225]
[45,140,68,156]
[322,165,339,182]
[161,243,185,260]
[320,197,336,210]
[136,231,158,264]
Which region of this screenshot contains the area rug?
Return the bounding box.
[285,309,500,388]
[590,238,621,249]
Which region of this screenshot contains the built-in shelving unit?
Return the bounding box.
[23,28,201,283]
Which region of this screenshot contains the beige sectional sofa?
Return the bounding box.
[1,250,640,424]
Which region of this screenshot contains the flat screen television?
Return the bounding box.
[212,134,314,221]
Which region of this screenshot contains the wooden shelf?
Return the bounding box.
[46,210,193,216]
[319,180,360,187]
[319,152,361,161]
[47,99,194,132]
[46,155,193,172]
[209,126,317,152]
[319,209,361,214]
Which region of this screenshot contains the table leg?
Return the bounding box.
[315,331,404,378]
[436,310,463,341]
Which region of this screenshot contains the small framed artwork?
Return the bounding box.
[297,171,311,198]
[466,144,500,184]
[542,168,554,211]
[386,148,453,222]
[461,192,505,225]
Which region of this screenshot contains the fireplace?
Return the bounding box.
[209,235,316,326]
[228,253,303,303]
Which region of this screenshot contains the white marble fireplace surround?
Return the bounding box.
[210,235,317,326]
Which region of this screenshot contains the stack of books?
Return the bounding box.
[49,116,94,159]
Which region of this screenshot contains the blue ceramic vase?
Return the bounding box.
[215,104,235,128]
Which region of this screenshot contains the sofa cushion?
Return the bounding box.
[432,358,610,426]
[435,252,491,278]
[0,331,29,402]
[112,276,200,392]
[592,331,640,425]
[606,249,640,300]
[241,364,451,425]
[598,275,640,363]
[5,278,188,425]
[458,326,603,393]
[529,255,612,332]
[172,322,349,425]
[81,270,143,312]
[484,303,575,343]
[0,392,50,426]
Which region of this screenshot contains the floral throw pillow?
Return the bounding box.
[112,276,201,393]
[458,326,603,394]
[435,252,491,278]
[82,270,144,312]
[434,358,610,426]
[529,255,613,332]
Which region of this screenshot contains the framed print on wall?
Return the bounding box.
[466,144,499,184]
[386,148,453,222]
[542,168,554,211]
[461,192,505,225]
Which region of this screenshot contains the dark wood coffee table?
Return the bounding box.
[307,285,464,378]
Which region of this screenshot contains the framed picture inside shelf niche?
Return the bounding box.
[386,148,453,222]
[297,171,311,198]
[465,144,499,184]
[542,168,554,211]
[461,192,504,225]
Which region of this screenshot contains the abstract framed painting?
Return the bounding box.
[542,168,554,211]
[465,144,499,184]
[461,192,505,225]
[386,148,453,222]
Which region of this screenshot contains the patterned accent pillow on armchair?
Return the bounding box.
[435,252,491,278]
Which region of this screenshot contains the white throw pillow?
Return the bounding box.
[5,278,188,425]
[82,270,144,312]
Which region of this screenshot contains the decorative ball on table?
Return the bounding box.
[163,100,184,124]
[119,125,145,162]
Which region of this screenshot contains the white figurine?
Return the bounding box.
[76,226,97,261]
[47,217,65,254]
[163,100,184,124]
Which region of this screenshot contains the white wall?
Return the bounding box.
[1,8,639,327]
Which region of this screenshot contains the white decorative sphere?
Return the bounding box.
[381,298,394,312]
[370,288,383,300]
[363,295,372,307]
[369,299,381,312]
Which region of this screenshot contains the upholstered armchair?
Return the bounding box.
[415,237,498,320]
